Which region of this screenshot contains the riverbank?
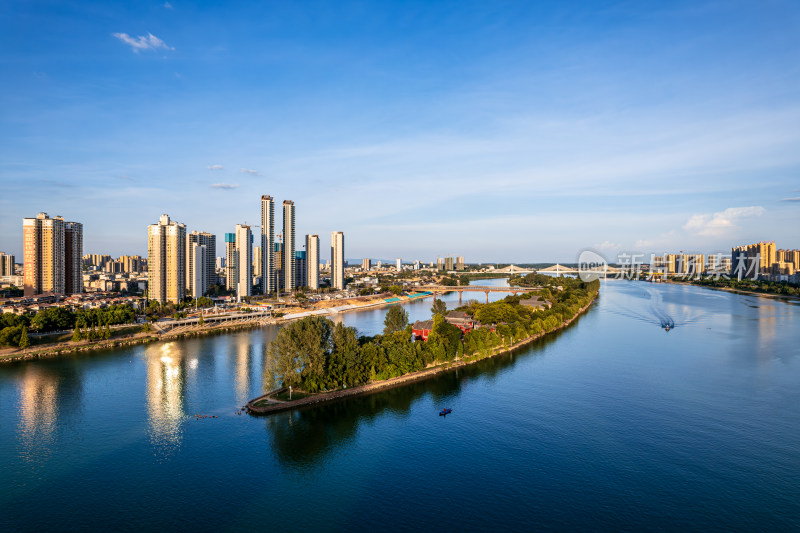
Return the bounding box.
[246,293,598,415]
[663,279,800,302]
[0,291,439,364]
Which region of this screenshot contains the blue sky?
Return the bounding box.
[1,0,799,262]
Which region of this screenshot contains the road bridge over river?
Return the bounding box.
[416,285,539,304]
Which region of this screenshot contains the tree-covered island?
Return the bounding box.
[263,276,600,398]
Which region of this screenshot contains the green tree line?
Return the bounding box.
[268,277,599,393]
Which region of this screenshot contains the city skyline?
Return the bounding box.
[1,1,799,260]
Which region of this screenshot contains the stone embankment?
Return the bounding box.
[246,294,598,415]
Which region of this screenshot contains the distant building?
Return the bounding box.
[261,195,276,294]
[235,224,252,299]
[283,200,296,292]
[23,212,82,297]
[190,244,207,299]
[331,231,345,290]
[456,256,465,270]
[362,258,371,271]
[225,233,236,290]
[295,251,307,290]
[445,257,454,271]
[253,245,262,278]
[0,253,15,276]
[147,214,186,304]
[306,234,320,290]
[187,231,215,297]
[396,258,402,271]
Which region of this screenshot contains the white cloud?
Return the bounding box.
[683,206,765,236]
[112,32,174,53]
[207,164,223,170]
[594,240,621,251]
[240,168,259,175]
[781,197,800,202]
[210,183,238,189]
[164,2,174,9]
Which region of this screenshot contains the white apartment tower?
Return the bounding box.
[306,234,320,290]
[190,244,207,299]
[261,195,276,294]
[331,231,345,290]
[235,224,253,300]
[187,231,215,298]
[283,200,296,291]
[147,214,186,304]
[396,258,402,271]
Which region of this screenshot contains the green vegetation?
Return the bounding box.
[267,276,600,394]
[439,274,470,286]
[688,277,800,297]
[431,299,447,317]
[18,326,29,349]
[383,305,409,335]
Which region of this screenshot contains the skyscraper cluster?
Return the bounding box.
[146,196,346,303]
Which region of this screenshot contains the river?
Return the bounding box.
[1,278,799,531]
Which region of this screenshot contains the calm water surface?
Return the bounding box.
[1,279,799,531]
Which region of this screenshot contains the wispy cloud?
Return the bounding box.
[207,164,223,170]
[594,240,621,251]
[210,183,238,189]
[163,2,174,9]
[240,168,259,175]
[112,32,174,53]
[38,179,74,188]
[683,206,765,236]
[781,197,800,202]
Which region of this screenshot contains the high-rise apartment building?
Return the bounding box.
[225,233,236,291]
[235,224,253,300]
[306,234,320,290]
[190,244,207,298]
[436,257,444,270]
[187,231,215,297]
[64,221,83,295]
[274,242,284,290]
[283,200,296,291]
[261,195,276,294]
[396,258,402,271]
[147,214,186,304]
[445,257,454,271]
[0,253,15,277]
[22,213,82,296]
[362,258,371,271]
[456,256,465,270]
[253,246,262,278]
[295,251,307,290]
[331,231,345,290]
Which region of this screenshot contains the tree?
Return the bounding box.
[19,326,29,349]
[72,324,81,342]
[198,314,204,326]
[431,298,447,317]
[383,305,409,336]
[104,323,111,340]
[269,316,333,393]
[388,285,403,295]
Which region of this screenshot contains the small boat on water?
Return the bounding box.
[439,408,452,416]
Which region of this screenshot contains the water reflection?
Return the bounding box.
[145,342,188,458]
[16,364,82,464]
[261,328,571,470]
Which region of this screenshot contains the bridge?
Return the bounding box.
[538,264,622,275]
[152,309,273,334]
[416,285,539,303]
